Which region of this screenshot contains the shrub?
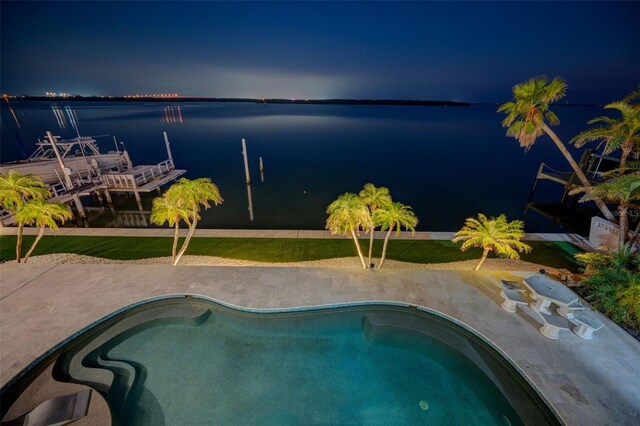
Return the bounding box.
[576,246,640,333]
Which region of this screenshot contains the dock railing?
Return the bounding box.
[48,182,67,197]
[101,173,138,190]
[101,159,176,190]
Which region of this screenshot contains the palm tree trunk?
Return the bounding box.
[16,224,24,263]
[618,204,628,248]
[377,225,394,269]
[174,218,198,266]
[350,229,368,269]
[475,248,490,271]
[620,143,632,170]
[172,223,180,264]
[542,124,615,222]
[367,228,375,266]
[23,227,45,263]
[628,220,640,247]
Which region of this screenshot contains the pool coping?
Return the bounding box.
[1,294,564,424]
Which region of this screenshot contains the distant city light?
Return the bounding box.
[45,92,78,98]
[124,93,179,99]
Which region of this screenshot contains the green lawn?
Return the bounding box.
[0,235,582,271]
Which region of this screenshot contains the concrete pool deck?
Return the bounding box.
[1,264,638,424]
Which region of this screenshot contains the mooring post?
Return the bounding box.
[134,191,143,211]
[163,131,174,167]
[241,138,251,184]
[259,156,264,182]
[125,151,134,170]
[73,194,86,219]
[528,162,545,202]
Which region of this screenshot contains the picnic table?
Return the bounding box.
[523,274,579,315]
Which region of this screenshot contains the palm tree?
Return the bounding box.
[14,199,72,263]
[373,202,418,269]
[571,100,640,170]
[161,178,223,265]
[0,171,50,211]
[359,183,392,266]
[151,192,192,264]
[326,193,373,269]
[452,213,532,271]
[0,171,50,262]
[498,76,615,221]
[571,172,640,248]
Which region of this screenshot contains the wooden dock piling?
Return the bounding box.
[241,138,251,184]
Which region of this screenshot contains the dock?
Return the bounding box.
[528,150,620,203]
[0,131,186,225]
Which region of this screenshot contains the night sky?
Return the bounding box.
[1,1,638,103]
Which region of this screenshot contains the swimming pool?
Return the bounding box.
[1,297,560,425]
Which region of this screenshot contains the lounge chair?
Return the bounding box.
[1,389,92,426]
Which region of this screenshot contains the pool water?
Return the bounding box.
[22,299,558,425]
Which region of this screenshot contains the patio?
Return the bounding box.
[1,264,639,424]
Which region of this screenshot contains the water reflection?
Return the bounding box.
[65,106,79,130]
[51,104,78,133]
[51,105,68,130]
[161,106,183,123]
[246,183,254,221]
[3,96,22,130]
[86,206,151,227]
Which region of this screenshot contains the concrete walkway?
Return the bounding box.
[0,227,592,246]
[1,265,637,424]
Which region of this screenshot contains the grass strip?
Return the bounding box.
[0,236,582,272]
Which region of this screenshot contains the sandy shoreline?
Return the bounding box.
[13,253,552,271]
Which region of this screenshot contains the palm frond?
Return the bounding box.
[151,194,192,227]
[14,199,72,232]
[373,202,418,234]
[452,213,530,259]
[0,171,50,212]
[499,76,566,148]
[570,173,640,204]
[326,193,373,236]
[572,98,640,159]
[359,183,392,211]
[164,177,223,219]
[623,86,640,104]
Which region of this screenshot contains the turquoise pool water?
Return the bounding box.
[6,298,559,425]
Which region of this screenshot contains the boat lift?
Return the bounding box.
[0,131,186,225]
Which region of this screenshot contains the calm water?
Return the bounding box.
[0,100,603,232]
[47,300,556,425]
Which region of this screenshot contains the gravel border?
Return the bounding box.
[14,253,552,271]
